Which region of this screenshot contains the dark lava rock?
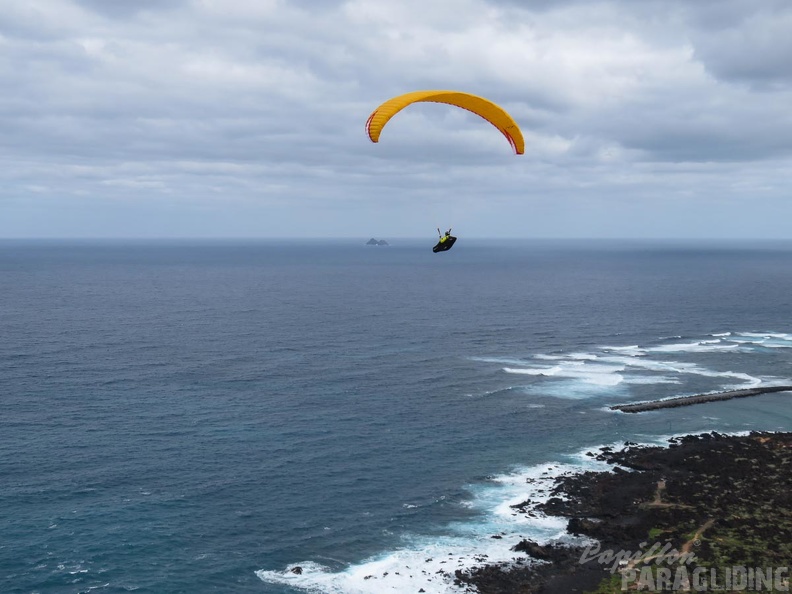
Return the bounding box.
[512,540,573,563]
[455,431,792,594]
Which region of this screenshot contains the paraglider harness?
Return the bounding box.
[433,228,457,253]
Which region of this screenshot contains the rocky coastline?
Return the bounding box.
[454,431,792,593]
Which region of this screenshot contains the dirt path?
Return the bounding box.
[681,518,715,554]
[641,479,693,510]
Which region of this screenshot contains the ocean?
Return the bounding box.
[2,238,792,594]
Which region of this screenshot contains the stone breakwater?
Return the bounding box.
[610,385,792,413]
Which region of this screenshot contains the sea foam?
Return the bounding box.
[475,331,787,400]
[257,455,609,594]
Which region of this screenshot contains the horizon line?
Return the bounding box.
[2,236,792,242]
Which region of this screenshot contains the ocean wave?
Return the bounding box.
[257,456,609,594]
[259,431,748,594]
[643,336,743,353]
[475,331,788,400]
[258,329,792,592]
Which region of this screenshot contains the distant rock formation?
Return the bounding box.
[366,238,389,246]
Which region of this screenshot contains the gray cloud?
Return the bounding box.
[72,0,189,19]
[691,8,792,87]
[1,0,792,238]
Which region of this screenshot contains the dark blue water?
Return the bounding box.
[2,239,792,593]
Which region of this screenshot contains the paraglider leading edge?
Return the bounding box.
[365,90,524,155]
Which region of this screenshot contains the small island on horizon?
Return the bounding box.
[366,238,389,246]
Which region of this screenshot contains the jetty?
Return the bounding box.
[610,385,792,413]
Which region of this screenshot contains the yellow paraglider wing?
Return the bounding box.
[365,90,524,155]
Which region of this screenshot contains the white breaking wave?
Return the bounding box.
[259,434,724,594]
[600,355,763,388]
[260,330,792,592]
[503,360,626,399]
[534,352,599,361]
[470,356,533,366]
[603,345,645,357]
[646,340,742,354]
[730,332,792,349]
[257,456,609,594]
[473,330,790,400]
[622,376,681,385]
[738,332,792,340]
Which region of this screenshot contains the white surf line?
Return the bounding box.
[256,455,614,594]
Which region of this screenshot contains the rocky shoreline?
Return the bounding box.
[454,432,792,593]
[610,386,792,413]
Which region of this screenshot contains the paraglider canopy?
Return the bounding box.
[366,90,524,155]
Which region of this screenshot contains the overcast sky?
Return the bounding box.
[1,0,791,239]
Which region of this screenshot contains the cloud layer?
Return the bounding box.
[2,0,791,238]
